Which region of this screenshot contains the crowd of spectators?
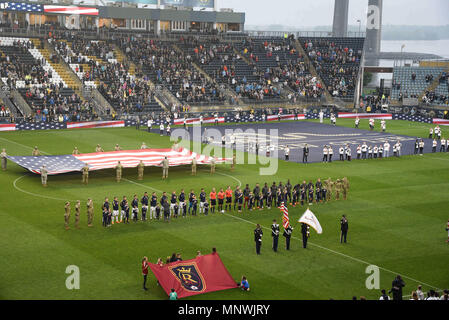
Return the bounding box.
[302,38,362,99]
[118,37,224,105]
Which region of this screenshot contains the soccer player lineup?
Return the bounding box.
[1,0,449,306]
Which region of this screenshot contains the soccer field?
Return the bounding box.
[0,119,448,300]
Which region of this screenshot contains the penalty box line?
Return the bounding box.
[223,212,443,292]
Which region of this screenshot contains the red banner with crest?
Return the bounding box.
[148,253,238,298]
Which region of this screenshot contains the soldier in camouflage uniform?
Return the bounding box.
[64,201,71,230]
[1,148,7,171]
[95,144,104,152]
[325,178,333,201]
[210,157,216,174]
[115,161,123,182]
[32,146,41,156]
[160,157,169,179]
[342,177,349,200]
[82,164,89,184]
[137,160,145,180]
[40,165,48,187]
[335,179,342,200]
[72,147,80,155]
[75,200,81,229]
[231,154,236,171]
[87,198,94,227]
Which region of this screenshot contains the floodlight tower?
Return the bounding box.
[332,0,349,37]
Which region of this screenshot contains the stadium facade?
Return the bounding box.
[0,0,245,33]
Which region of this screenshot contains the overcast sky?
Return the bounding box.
[219,0,449,27]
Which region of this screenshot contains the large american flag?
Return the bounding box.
[7,147,230,175]
[280,202,290,228]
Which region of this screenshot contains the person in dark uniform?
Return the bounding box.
[141,192,149,221]
[179,189,186,217]
[163,199,170,222]
[271,219,280,252]
[300,181,306,206]
[253,183,261,210]
[254,224,263,254]
[390,275,405,301]
[236,187,243,212]
[315,178,322,203]
[301,223,309,248]
[261,183,268,208]
[120,196,130,224]
[340,215,349,243]
[266,189,272,209]
[286,179,292,204]
[131,195,139,222]
[283,224,293,250]
[243,184,250,209]
[160,192,168,218]
[308,183,314,205]
[303,144,309,163]
[270,182,277,207]
[102,197,110,227]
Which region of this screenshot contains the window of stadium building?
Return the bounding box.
[171,21,187,31]
[227,23,240,32]
[131,19,146,30]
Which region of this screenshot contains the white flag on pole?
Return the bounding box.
[298,208,323,234]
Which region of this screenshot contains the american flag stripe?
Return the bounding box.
[43,5,99,16]
[267,114,305,121]
[0,123,16,131]
[338,113,393,120]
[173,117,225,125]
[433,118,449,126]
[280,202,290,228]
[67,120,125,129]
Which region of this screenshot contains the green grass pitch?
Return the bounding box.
[0,119,448,300]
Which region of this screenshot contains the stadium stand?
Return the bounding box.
[299,37,364,100]
[391,66,444,101]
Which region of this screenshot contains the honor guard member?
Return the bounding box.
[121,196,130,223]
[160,156,169,179]
[432,139,437,152]
[191,157,197,175]
[166,124,171,136]
[301,223,310,248]
[87,198,94,227]
[102,197,110,227]
[199,189,207,214]
[384,141,390,157]
[82,164,89,184]
[131,195,139,222]
[369,118,374,130]
[137,160,145,180]
[356,145,361,159]
[302,144,309,163]
[112,197,120,224]
[150,192,158,220]
[361,142,368,159]
[283,224,293,250]
[381,120,386,132]
[32,146,41,156]
[1,148,7,170]
[114,144,121,151]
[339,146,344,161]
[340,215,349,243]
[40,165,48,187]
[441,138,446,152]
[322,145,328,162]
[64,201,71,230]
[414,139,419,154]
[170,191,178,217]
[95,144,104,152]
[346,145,352,161]
[328,145,333,162]
[271,219,280,252]
[419,139,424,155]
[147,118,153,132]
[159,123,164,136]
[141,192,149,221]
[284,145,290,161]
[342,177,349,200]
[115,161,123,182]
[72,147,80,155]
[355,117,360,128]
[254,224,263,255]
[373,145,378,158]
[75,200,81,229]
[209,188,217,214]
[141,142,148,150]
